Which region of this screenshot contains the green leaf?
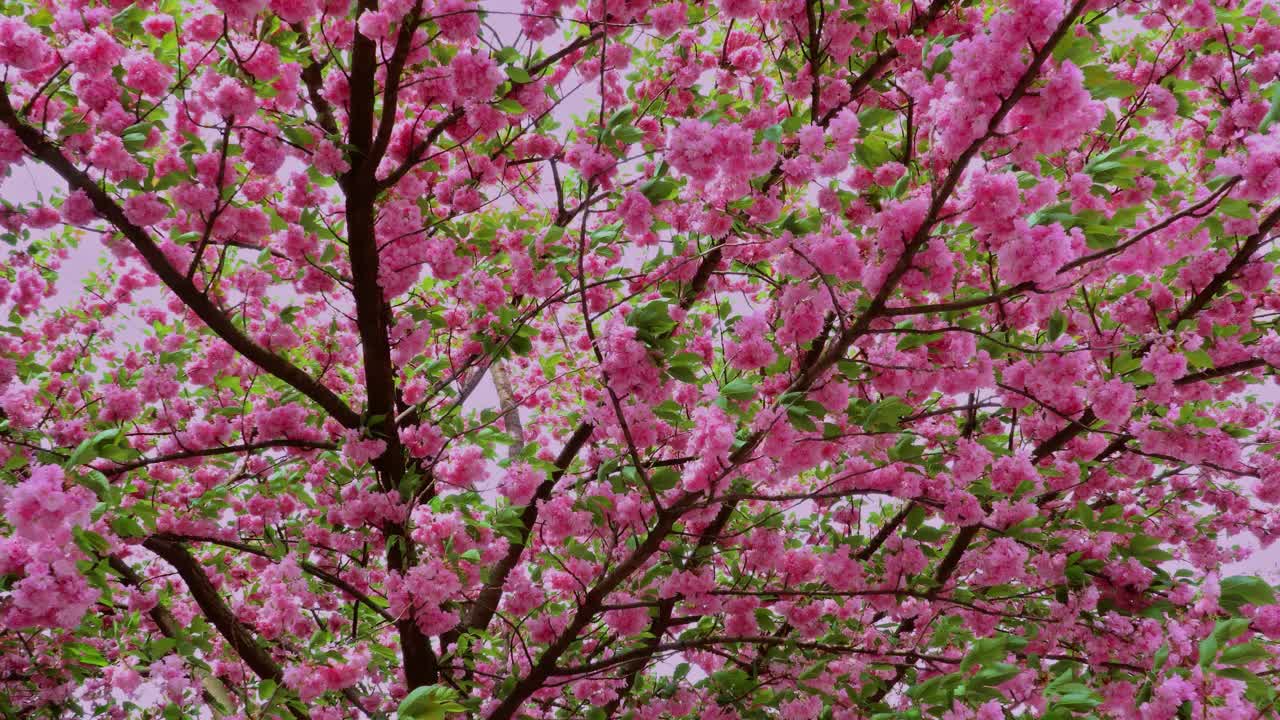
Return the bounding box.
[283,126,315,147]
[785,407,817,432]
[1220,576,1277,613]
[863,397,911,432]
[505,66,532,84]
[613,124,646,144]
[1152,643,1170,672]
[110,516,146,538]
[640,178,677,203]
[1185,349,1213,370]
[858,107,895,129]
[1053,31,1098,65]
[122,132,149,152]
[1212,617,1251,645]
[199,670,235,714]
[111,4,146,33]
[721,377,756,401]
[398,685,466,720]
[495,99,525,114]
[651,467,679,492]
[628,301,677,339]
[66,642,109,667]
[1083,65,1137,99]
[1260,83,1280,133]
[66,437,100,468]
[1219,641,1271,665]
[1198,635,1219,667]
[712,668,752,695]
[1048,311,1066,341]
[896,332,942,351]
[667,352,702,383]
[1219,198,1254,220]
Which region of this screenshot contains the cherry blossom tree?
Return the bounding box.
[5,0,1280,717]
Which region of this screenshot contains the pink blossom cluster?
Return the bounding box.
[1,466,97,629]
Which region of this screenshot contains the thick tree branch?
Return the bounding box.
[0,90,362,430]
[140,537,310,720]
[155,533,396,624]
[344,0,439,689]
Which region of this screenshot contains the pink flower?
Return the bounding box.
[123,53,173,97]
[997,222,1077,287]
[976,700,1004,720]
[141,15,175,38]
[873,161,907,186]
[243,44,282,80]
[313,140,350,175]
[650,3,687,35]
[966,170,1021,238]
[1008,61,1104,159]
[990,453,1037,495]
[1184,0,1215,26]
[88,135,144,180]
[356,9,391,39]
[1255,605,1280,639]
[435,0,481,41]
[1142,345,1188,384]
[109,667,143,695]
[257,403,310,439]
[270,0,318,23]
[4,547,98,629]
[829,107,861,150]
[342,430,387,465]
[100,385,142,423]
[1258,463,1280,504]
[0,17,51,70]
[719,0,761,20]
[618,190,653,235]
[500,462,543,506]
[666,119,719,181]
[726,314,777,371]
[437,445,488,489]
[211,79,258,119]
[282,647,369,703]
[450,51,502,103]
[66,29,124,78]
[123,195,169,227]
[62,190,98,225]
[211,0,269,21]
[973,537,1028,586]
[603,600,649,636]
[1091,379,1135,426]
[1239,133,1280,202]
[4,465,94,543]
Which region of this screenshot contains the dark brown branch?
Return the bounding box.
[0,90,361,430]
[292,24,339,137]
[140,537,309,720]
[368,2,426,172]
[102,439,335,475]
[345,0,438,689]
[462,422,594,635]
[486,506,685,720]
[375,30,603,193]
[1174,357,1267,385]
[155,533,396,624]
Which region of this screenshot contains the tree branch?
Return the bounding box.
[0,90,362,430]
[102,439,335,475]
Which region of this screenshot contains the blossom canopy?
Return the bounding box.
[3,0,1280,718]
